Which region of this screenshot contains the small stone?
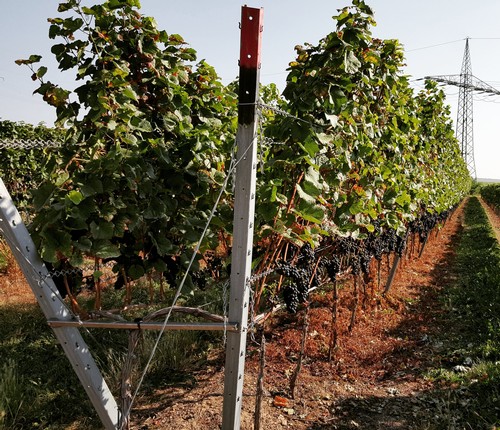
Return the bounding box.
[463,356,473,366]
[387,387,399,395]
[278,415,288,426]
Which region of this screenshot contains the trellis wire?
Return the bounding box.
[0,222,106,346]
[122,132,254,423]
[0,138,63,149]
[260,136,287,147]
[257,101,330,130]
[1,99,322,425]
[40,260,116,279]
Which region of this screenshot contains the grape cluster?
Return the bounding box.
[275,260,302,279]
[273,203,456,313]
[186,253,229,291]
[366,233,385,261]
[395,234,406,257]
[191,270,207,290]
[359,250,372,274]
[382,229,398,253]
[282,284,301,313]
[298,243,315,265]
[270,205,457,315]
[321,255,341,281]
[337,237,358,255]
[275,259,311,313]
[409,209,451,243]
[350,254,361,275]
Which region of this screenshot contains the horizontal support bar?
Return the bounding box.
[47,319,239,332]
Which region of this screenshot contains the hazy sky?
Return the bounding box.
[1,1,499,179]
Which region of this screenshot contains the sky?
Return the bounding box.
[1,1,499,180]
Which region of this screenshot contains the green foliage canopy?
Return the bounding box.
[18,0,237,282]
[0,120,64,212]
[256,0,471,249]
[14,0,471,294]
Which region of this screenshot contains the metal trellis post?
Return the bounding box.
[0,179,120,429]
[221,6,263,430]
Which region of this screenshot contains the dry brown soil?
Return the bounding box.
[127,203,469,430]
[3,199,499,429]
[479,197,500,244]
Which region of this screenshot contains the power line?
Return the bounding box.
[407,37,500,53]
[424,38,500,178]
[406,38,464,52]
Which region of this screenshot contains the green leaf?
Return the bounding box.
[122,87,138,101]
[325,113,338,128]
[293,204,325,224]
[40,229,73,261]
[149,233,174,256]
[144,199,166,219]
[130,117,152,132]
[90,221,114,240]
[348,199,365,215]
[344,51,361,74]
[54,171,69,186]
[15,55,42,65]
[57,2,74,12]
[395,192,411,207]
[80,177,103,197]
[36,66,48,79]
[303,166,326,197]
[32,183,55,210]
[81,6,95,15]
[295,183,316,205]
[67,190,83,205]
[128,264,145,280]
[301,138,320,158]
[365,223,375,233]
[74,237,92,252]
[92,240,120,259]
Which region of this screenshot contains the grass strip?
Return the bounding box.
[454,196,500,352]
[432,196,500,428]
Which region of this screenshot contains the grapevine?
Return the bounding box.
[16,0,237,305]
[252,0,470,315]
[10,0,472,319]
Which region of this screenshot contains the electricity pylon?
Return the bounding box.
[425,38,500,179]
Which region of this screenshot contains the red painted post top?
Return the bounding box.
[239,6,263,70]
[238,6,263,125]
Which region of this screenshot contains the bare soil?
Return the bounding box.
[128,203,468,430]
[479,197,500,244]
[3,200,497,429]
[0,242,36,305]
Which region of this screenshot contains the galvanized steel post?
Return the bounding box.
[221,6,263,429]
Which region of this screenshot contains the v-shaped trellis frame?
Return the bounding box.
[0,179,120,429]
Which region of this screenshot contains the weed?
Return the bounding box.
[0,240,9,273]
[0,359,24,429]
[428,196,500,428]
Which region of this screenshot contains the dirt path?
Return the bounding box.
[0,201,472,429]
[0,242,36,305]
[130,203,466,430]
[478,196,500,245]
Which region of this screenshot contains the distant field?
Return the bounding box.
[478,177,500,183]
